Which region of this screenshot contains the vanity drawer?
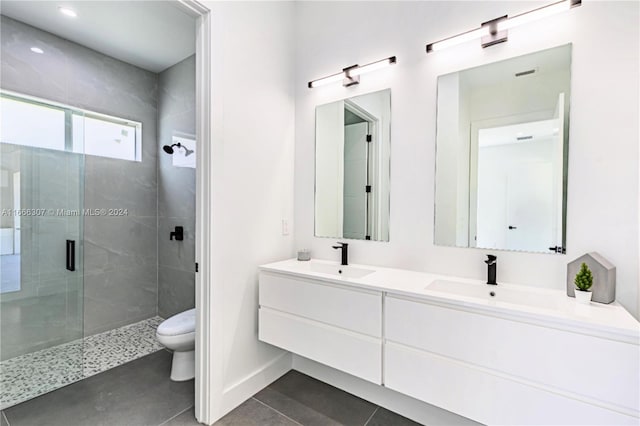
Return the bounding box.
[385,342,638,426]
[385,296,640,413]
[259,272,382,337]
[259,307,382,384]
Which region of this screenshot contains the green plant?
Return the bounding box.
[574,262,593,292]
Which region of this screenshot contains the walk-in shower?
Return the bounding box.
[0,89,166,409]
[0,92,87,407]
[0,2,197,409]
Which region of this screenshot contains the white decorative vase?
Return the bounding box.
[575,289,593,304]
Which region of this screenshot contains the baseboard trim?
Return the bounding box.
[292,355,478,426]
[218,352,292,418]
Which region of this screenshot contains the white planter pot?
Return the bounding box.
[575,290,593,304]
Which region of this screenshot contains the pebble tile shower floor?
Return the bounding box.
[0,316,164,409]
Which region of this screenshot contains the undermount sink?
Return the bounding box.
[308,262,375,279]
[426,279,556,310]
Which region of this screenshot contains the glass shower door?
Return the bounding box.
[0,93,84,409]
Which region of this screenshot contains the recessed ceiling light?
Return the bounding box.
[30,47,44,54]
[58,7,77,18]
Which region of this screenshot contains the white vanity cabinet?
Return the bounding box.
[258,271,383,384]
[258,260,640,425]
[384,295,640,425]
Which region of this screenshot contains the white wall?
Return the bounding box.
[315,100,344,237]
[202,1,295,422]
[434,72,462,246]
[294,1,639,318]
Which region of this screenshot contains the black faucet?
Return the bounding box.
[485,254,497,285]
[332,242,349,266]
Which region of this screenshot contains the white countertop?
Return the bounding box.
[260,258,640,345]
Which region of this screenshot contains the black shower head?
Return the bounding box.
[163,142,194,157]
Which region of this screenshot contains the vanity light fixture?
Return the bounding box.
[425,0,581,53]
[308,56,396,89]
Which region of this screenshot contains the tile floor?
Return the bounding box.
[1,351,422,426]
[0,316,164,409]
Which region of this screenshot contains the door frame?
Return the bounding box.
[344,100,380,240]
[175,1,212,424]
[342,121,369,239]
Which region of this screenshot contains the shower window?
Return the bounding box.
[0,96,66,151]
[1,91,142,162]
[72,114,140,161]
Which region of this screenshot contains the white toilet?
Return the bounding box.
[156,308,196,381]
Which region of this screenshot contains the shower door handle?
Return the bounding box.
[66,240,75,271]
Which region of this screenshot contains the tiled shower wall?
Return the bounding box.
[0,16,160,343]
[79,56,159,337]
[157,56,196,318]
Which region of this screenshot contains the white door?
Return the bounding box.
[505,162,554,252]
[343,122,368,239]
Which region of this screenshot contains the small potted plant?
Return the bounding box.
[574,262,593,304]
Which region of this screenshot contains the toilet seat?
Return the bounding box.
[157,308,195,336]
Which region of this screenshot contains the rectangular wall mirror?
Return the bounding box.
[434,44,572,254]
[315,89,391,242]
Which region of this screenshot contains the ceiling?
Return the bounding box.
[0,1,196,73]
[479,119,559,147]
[459,44,571,89]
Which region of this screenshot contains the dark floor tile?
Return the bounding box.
[254,370,377,426]
[163,407,199,426]
[366,407,422,426]
[215,398,298,426]
[254,387,339,426]
[1,411,9,426]
[4,351,193,426]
